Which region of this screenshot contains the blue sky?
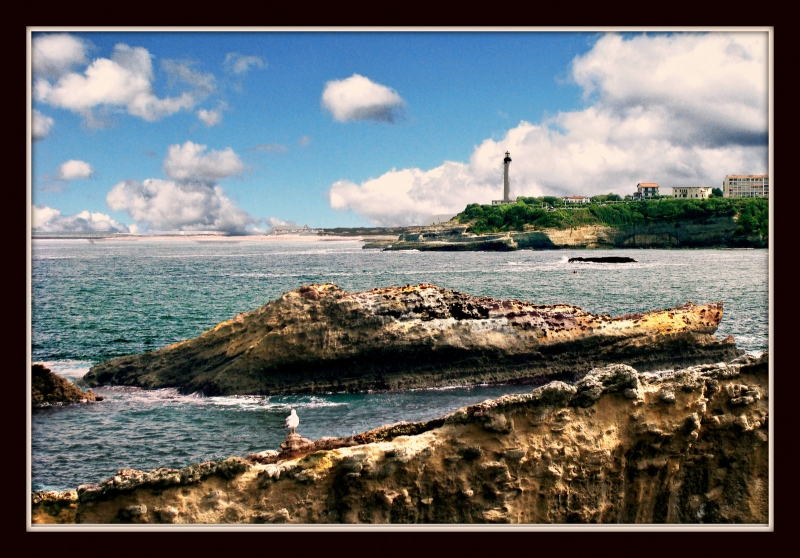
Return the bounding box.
[31,30,769,233]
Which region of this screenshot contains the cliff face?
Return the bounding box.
[82,284,741,396]
[33,353,768,525]
[384,217,766,251]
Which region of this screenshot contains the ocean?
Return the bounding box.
[30,239,769,492]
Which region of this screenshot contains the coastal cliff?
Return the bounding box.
[33,353,768,524]
[383,217,766,251]
[82,284,741,396]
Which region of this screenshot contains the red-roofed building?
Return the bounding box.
[633,183,659,199]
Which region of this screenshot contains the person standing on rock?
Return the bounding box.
[285,409,299,434]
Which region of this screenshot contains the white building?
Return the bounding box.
[723,174,769,198]
[272,224,317,235]
[673,187,713,199]
[633,183,659,199]
[562,195,591,204]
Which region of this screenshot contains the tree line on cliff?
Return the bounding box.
[456,197,768,240]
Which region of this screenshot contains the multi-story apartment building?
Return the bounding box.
[673,187,713,199]
[722,175,769,198]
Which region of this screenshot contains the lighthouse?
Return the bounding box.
[503,151,512,202]
[492,151,514,206]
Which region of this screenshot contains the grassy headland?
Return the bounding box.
[456,197,768,241]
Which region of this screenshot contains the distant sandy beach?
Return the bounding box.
[34,234,377,243]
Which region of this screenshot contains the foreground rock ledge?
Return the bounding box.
[33,353,768,524]
[83,284,742,396]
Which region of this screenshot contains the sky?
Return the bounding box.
[30,30,769,234]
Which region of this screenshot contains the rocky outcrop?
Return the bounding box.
[568,257,637,263]
[33,353,768,524]
[385,217,766,251]
[382,227,517,251]
[82,284,741,396]
[32,363,103,407]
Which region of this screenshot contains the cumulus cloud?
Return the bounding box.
[106,142,256,234]
[321,74,406,123]
[162,141,243,183]
[34,41,214,125]
[32,109,54,140]
[329,33,768,226]
[56,159,93,180]
[32,33,89,79]
[224,53,267,74]
[106,179,255,234]
[570,33,767,147]
[32,205,130,233]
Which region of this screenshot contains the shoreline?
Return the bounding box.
[32,234,368,243]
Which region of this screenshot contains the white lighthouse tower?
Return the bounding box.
[492,151,514,205]
[503,151,512,202]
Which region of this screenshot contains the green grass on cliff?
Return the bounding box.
[456,197,768,239]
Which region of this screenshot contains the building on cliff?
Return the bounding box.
[633,183,659,199]
[562,195,591,204]
[723,174,769,198]
[672,186,713,199]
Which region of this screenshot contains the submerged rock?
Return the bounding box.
[35,353,768,524]
[83,284,741,396]
[32,363,104,407]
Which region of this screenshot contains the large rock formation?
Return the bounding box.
[82,284,741,396]
[32,363,103,407]
[33,353,768,524]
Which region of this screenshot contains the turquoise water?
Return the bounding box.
[31,239,769,491]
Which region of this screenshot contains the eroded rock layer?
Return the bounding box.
[384,218,766,251]
[33,353,768,524]
[83,284,741,396]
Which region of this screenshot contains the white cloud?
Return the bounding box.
[56,159,93,180]
[330,162,492,227]
[321,74,406,123]
[32,109,54,141]
[162,141,243,183]
[329,33,768,226]
[162,59,216,94]
[106,142,256,234]
[297,135,311,147]
[224,53,267,74]
[32,205,130,233]
[34,41,214,125]
[268,217,296,227]
[106,179,256,234]
[570,33,767,148]
[197,107,222,126]
[32,205,61,228]
[32,33,88,79]
[196,102,226,127]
